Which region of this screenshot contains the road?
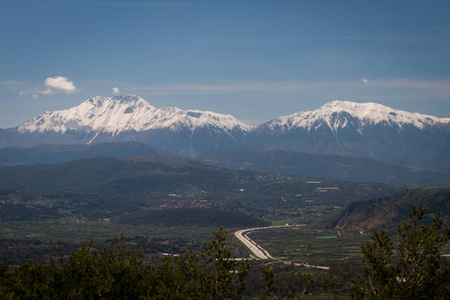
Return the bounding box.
[234,224,330,270]
[234,225,305,260]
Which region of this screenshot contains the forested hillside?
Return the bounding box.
[0,155,400,221]
[198,145,450,184]
[312,189,450,230]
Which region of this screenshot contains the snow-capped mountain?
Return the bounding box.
[0,97,448,166]
[19,95,252,136]
[262,100,449,132]
[250,100,449,166]
[5,95,253,156]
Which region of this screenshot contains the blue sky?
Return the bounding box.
[1,0,450,128]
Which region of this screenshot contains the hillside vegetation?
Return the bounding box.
[198,145,450,184]
[116,208,269,228]
[2,142,447,184]
[0,155,401,222]
[312,189,450,230]
[0,142,178,167]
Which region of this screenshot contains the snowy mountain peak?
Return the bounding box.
[319,100,392,115]
[84,95,154,109]
[266,100,450,131]
[5,98,449,165]
[18,95,253,135]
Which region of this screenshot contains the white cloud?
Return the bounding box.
[45,76,78,94]
[40,87,54,95]
[19,76,78,97]
[112,87,120,94]
[362,78,369,84]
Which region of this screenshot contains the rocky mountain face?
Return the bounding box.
[2,95,252,157]
[1,96,449,166]
[248,101,450,166]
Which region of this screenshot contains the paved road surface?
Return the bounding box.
[234,225,305,260]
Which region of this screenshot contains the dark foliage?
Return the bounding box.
[313,189,450,230]
[351,204,450,299]
[0,229,249,300]
[116,207,270,228]
[0,155,400,221]
[198,145,450,184]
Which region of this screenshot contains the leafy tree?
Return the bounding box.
[323,274,338,300]
[0,228,249,299]
[352,204,450,299]
[261,267,275,299]
[283,273,315,300]
[57,235,147,299]
[201,228,249,299]
[300,274,314,299]
[148,227,249,299]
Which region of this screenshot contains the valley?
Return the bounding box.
[0,153,448,298]
[3,0,450,296]
[0,98,448,298]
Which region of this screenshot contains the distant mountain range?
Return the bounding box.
[1,142,447,184]
[197,145,450,184]
[1,95,449,167]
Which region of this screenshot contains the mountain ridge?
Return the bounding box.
[197,145,450,184]
[2,96,449,166]
[1,142,448,184]
[15,96,450,134]
[249,101,449,167]
[18,95,253,136]
[262,100,450,131]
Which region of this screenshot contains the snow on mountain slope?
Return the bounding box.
[3,97,449,165]
[18,98,449,136]
[18,95,254,134]
[250,100,450,167]
[264,100,450,132]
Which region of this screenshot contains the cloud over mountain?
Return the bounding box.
[19,76,78,98]
[44,76,78,94]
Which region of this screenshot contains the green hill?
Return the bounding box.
[0,142,179,167]
[312,189,450,230]
[198,145,450,184]
[0,155,402,221]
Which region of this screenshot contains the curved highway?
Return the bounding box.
[234,225,305,260]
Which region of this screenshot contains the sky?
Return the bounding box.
[1,0,450,128]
